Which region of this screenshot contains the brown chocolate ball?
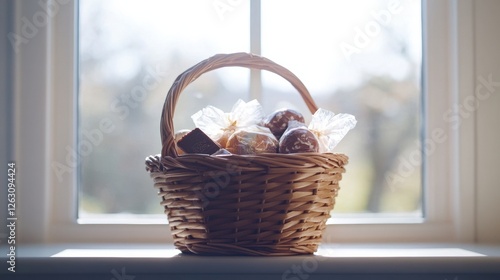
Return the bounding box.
[279,127,319,154]
[226,129,278,155]
[264,109,305,140]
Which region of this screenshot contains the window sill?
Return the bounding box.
[3,243,500,279]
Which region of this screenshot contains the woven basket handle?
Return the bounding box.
[161,52,319,158]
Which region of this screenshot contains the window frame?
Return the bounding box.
[10,0,479,244]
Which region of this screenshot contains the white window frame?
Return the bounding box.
[9,0,487,244]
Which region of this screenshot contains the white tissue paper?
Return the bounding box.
[191,99,265,147]
[308,108,357,153]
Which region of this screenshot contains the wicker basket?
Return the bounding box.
[145,52,348,256]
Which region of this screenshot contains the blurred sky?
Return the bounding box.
[81,0,421,95]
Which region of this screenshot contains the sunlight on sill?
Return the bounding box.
[316,247,486,257]
[51,248,179,258]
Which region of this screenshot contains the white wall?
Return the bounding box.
[0,0,499,244]
[0,0,14,242]
[475,0,500,243]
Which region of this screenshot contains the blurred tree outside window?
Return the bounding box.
[79,0,422,218]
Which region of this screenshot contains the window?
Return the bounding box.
[78,0,250,217]
[78,0,422,220]
[9,0,490,243]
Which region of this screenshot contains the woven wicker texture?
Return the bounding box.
[146,53,348,256]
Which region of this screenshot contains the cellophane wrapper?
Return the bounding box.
[191,99,264,147]
[308,108,357,153]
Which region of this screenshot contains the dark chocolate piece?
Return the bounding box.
[174,129,191,155]
[177,128,221,154]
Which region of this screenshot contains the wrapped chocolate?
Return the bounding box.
[191,99,265,147]
[308,108,357,153]
[263,108,305,140]
[226,125,278,155]
[279,121,319,154]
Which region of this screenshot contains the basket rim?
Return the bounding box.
[146,152,348,173]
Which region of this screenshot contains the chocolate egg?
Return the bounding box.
[279,127,319,154]
[263,109,305,140]
[226,127,278,155]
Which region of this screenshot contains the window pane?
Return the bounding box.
[261,0,422,214]
[79,0,422,218]
[78,0,249,215]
